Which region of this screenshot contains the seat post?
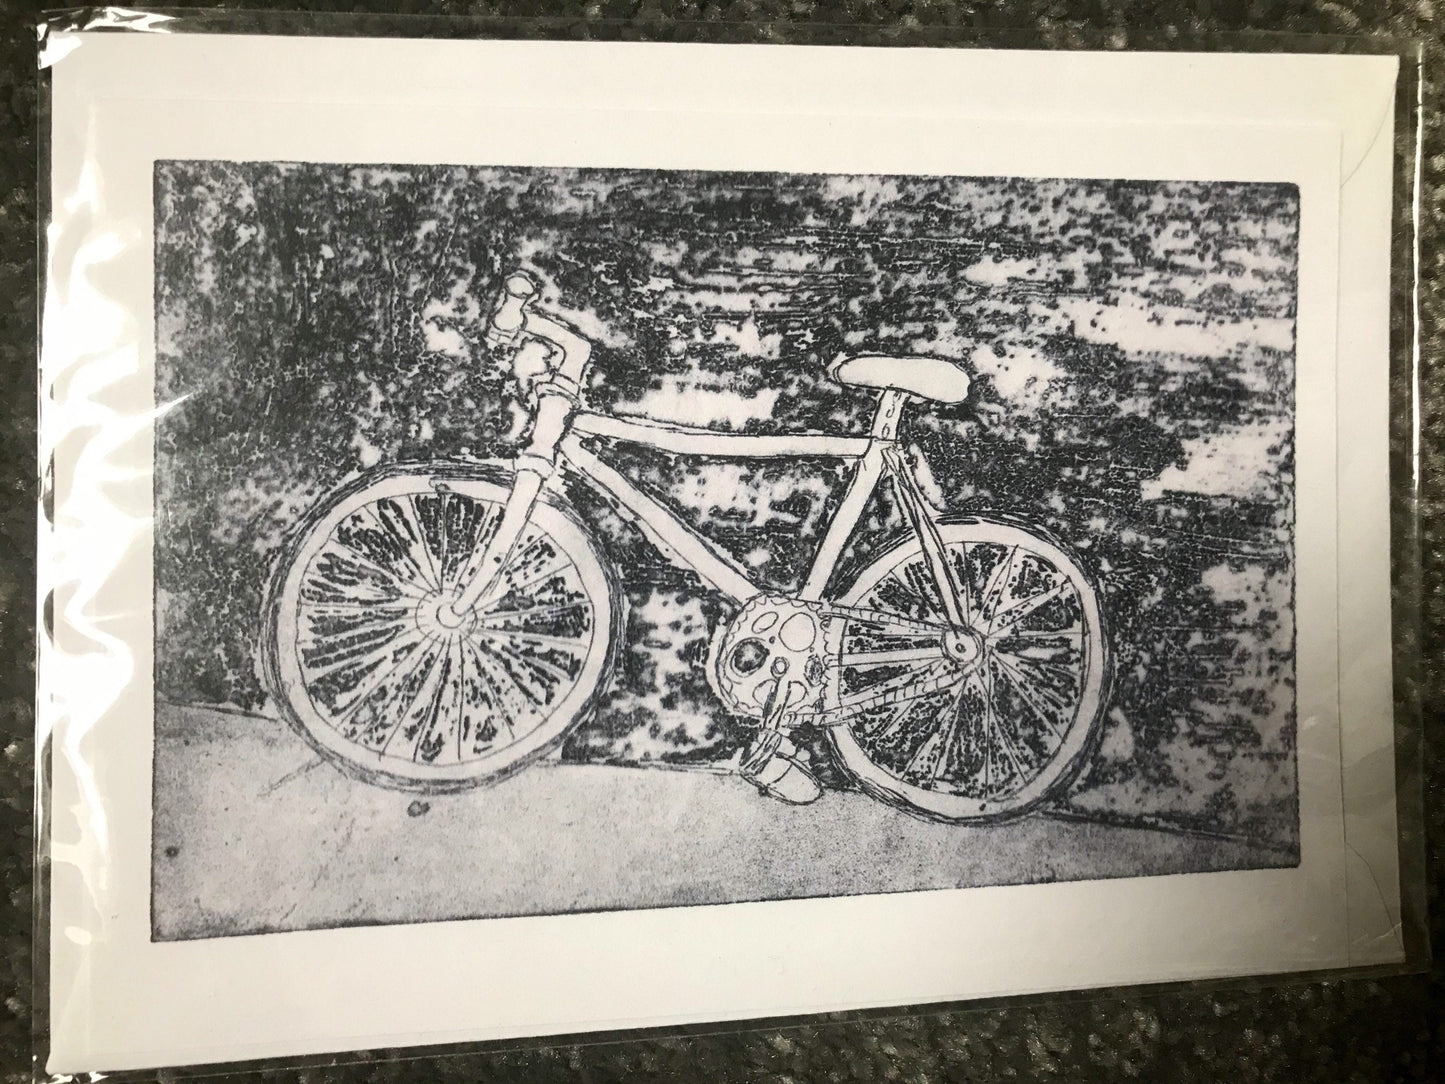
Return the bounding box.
[870,389,910,441]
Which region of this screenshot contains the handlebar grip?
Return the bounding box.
[484,272,538,346]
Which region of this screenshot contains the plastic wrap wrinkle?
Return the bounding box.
[39,7,176,63]
[42,173,147,948]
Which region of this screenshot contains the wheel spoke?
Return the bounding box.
[480,634,583,688]
[993,648,1080,705]
[994,653,1075,740]
[303,624,422,683]
[984,661,1029,783]
[903,683,967,780]
[477,599,592,625]
[362,500,440,594]
[298,610,413,656]
[474,599,594,646]
[978,545,1018,627]
[840,646,947,668]
[460,638,520,741]
[411,637,470,765]
[439,498,499,590]
[900,559,945,622]
[407,654,459,764]
[326,631,435,722]
[951,671,990,783]
[434,493,451,593]
[400,494,445,593]
[300,599,411,622]
[953,542,975,628]
[488,528,572,595]
[994,627,1083,643]
[459,536,578,614]
[992,655,1065,742]
[858,697,916,741]
[501,549,577,596]
[864,559,943,625]
[989,581,1070,635]
[307,546,429,603]
[475,625,591,652]
[450,636,467,764]
[902,726,944,780]
[995,640,1081,670]
[837,659,956,710]
[377,638,449,758]
[337,633,444,749]
[476,637,559,711]
[830,604,948,636]
[930,677,983,784]
[980,718,993,790]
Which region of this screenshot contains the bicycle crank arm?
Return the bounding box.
[738,675,822,806]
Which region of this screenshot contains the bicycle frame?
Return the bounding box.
[449,276,964,623]
[559,400,906,606]
[448,383,965,623]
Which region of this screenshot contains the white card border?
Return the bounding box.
[41,35,1399,1073]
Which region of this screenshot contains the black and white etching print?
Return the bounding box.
[152,163,1299,940]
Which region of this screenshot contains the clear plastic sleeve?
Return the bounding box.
[34,9,1429,1080]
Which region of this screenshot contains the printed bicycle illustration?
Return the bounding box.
[261,271,1110,822]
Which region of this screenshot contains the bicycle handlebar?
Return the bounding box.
[484,272,538,347]
[484,270,594,383]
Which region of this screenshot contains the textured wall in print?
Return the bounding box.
[153,162,1297,850]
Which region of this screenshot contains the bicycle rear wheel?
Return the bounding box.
[262,465,619,792]
[826,518,1107,822]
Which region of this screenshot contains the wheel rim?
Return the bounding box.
[269,473,613,788]
[830,521,1105,820]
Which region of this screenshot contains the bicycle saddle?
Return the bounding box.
[828,353,971,404]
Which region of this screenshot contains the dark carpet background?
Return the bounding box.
[3,2,1440,1082]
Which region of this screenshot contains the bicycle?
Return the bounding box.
[260,272,1110,822]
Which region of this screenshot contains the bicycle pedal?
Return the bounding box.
[742,748,823,806]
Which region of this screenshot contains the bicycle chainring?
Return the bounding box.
[707,594,844,721]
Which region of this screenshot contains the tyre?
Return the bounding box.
[825,517,1108,822]
[261,464,619,792]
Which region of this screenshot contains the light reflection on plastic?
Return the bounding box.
[38,132,156,912]
[63,156,107,219]
[39,7,177,65]
[79,8,176,33]
[36,30,82,71]
[39,9,177,71]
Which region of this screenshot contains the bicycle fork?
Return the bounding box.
[445,274,589,621]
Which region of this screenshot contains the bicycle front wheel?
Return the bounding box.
[262,465,619,792]
[826,518,1108,822]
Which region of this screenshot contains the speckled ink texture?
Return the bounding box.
[148,164,1302,937]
